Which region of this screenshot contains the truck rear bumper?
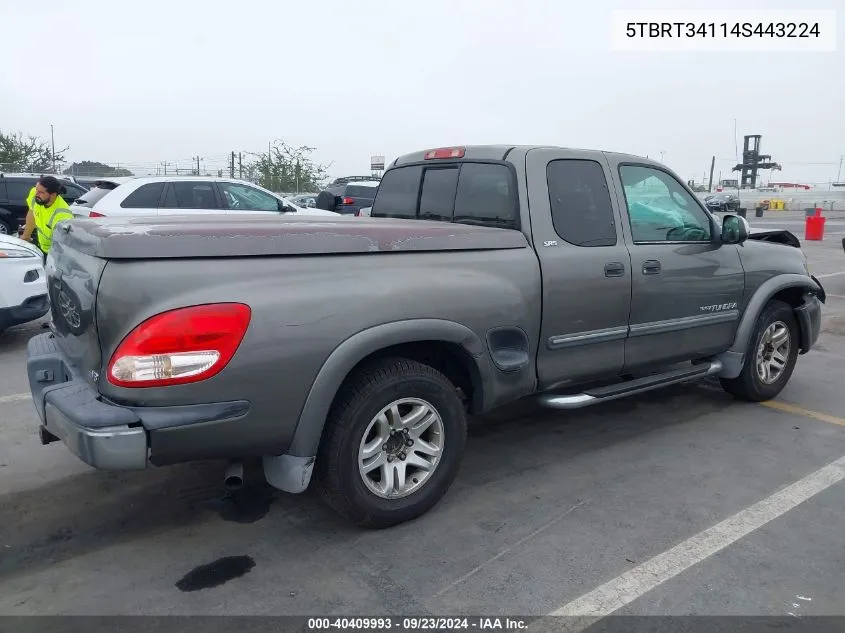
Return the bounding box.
[41,400,148,469]
[26,332,251,470]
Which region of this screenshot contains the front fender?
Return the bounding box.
[716,273,823,378]
[286,318,492,459]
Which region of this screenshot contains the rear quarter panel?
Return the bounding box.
[95,246,542,458]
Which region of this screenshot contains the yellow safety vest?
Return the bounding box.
[33,195,72,254]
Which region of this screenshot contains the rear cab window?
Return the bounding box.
[371,162,518,229]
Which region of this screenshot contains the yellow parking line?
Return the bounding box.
[761,400,845,428]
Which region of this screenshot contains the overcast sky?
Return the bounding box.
[2,0,843,186]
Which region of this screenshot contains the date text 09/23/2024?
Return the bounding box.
[625,22,822,38]
[307,617,529,631]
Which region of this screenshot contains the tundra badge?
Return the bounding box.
[700,302,738,313]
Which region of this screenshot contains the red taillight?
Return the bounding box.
[342,197,355,205]
[89,211,106,217]
[424,147,465,160]
[107,303,251,388]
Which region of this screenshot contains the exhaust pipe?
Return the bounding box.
[224,461,244,492]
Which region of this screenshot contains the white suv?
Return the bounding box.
[70,176,339,218]
[0,232,48,334]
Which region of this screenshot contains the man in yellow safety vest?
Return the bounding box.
[20,176,73,263]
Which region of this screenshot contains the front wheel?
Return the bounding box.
[315,357,467,528]
[720,300,799,401]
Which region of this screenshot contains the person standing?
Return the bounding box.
[20,176,73,263]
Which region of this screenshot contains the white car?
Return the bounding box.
[70,176,340,219]
[0,233,48,334]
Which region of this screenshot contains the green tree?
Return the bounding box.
[247,140,330,193]
[63,161,133,177]
[0,129,67,173]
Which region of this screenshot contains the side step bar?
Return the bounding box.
[537,360,723,410]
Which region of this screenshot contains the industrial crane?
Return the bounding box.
[732,134,782,189]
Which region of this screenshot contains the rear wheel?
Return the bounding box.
[0,218,13,235]
[315,357,467,528]
[720,300,799,401]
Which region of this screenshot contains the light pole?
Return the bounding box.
[50,124,56,173]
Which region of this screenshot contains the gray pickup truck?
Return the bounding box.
[26,145,826,528]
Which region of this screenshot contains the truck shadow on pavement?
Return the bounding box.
[0,378,740,583]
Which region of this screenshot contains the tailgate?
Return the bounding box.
[45,226,107,387]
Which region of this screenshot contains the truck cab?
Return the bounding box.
[369,145,824,393]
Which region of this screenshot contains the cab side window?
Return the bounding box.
[619,165,712,243]
[547,159,617,247]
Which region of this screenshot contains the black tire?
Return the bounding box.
[315,357,468,529]
[0,218,13,235]
[720,300,799,402]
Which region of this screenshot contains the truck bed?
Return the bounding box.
[56,214,529,259]
[35,213,542,467]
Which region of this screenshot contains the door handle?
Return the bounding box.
[604,262,625,277]
[642,259,661,275]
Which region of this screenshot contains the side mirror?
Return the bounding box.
[721,214,749,245]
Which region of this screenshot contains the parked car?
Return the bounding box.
[0,232,48,334]
[0,173,88,234]
[26,144,825,529]
[68,176,339,218]
[704,192,741,213]
[316,180,380,215]
[286,193,318,208]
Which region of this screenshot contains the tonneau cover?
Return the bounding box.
[55,214,529,259]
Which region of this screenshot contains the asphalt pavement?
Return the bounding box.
[1,220,844,628]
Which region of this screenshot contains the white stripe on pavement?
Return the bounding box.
[547,454,845,629]
[816,271,845,279]
[0,392,30,404]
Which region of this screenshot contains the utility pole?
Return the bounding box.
[734,118,739,165]
[708,155,716,192]
[50,124,56,173]
[837,155,844,183]
[230,152,235,178]
[161,161,171,175]
[193,156,202,176]
[238,152,243,179]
